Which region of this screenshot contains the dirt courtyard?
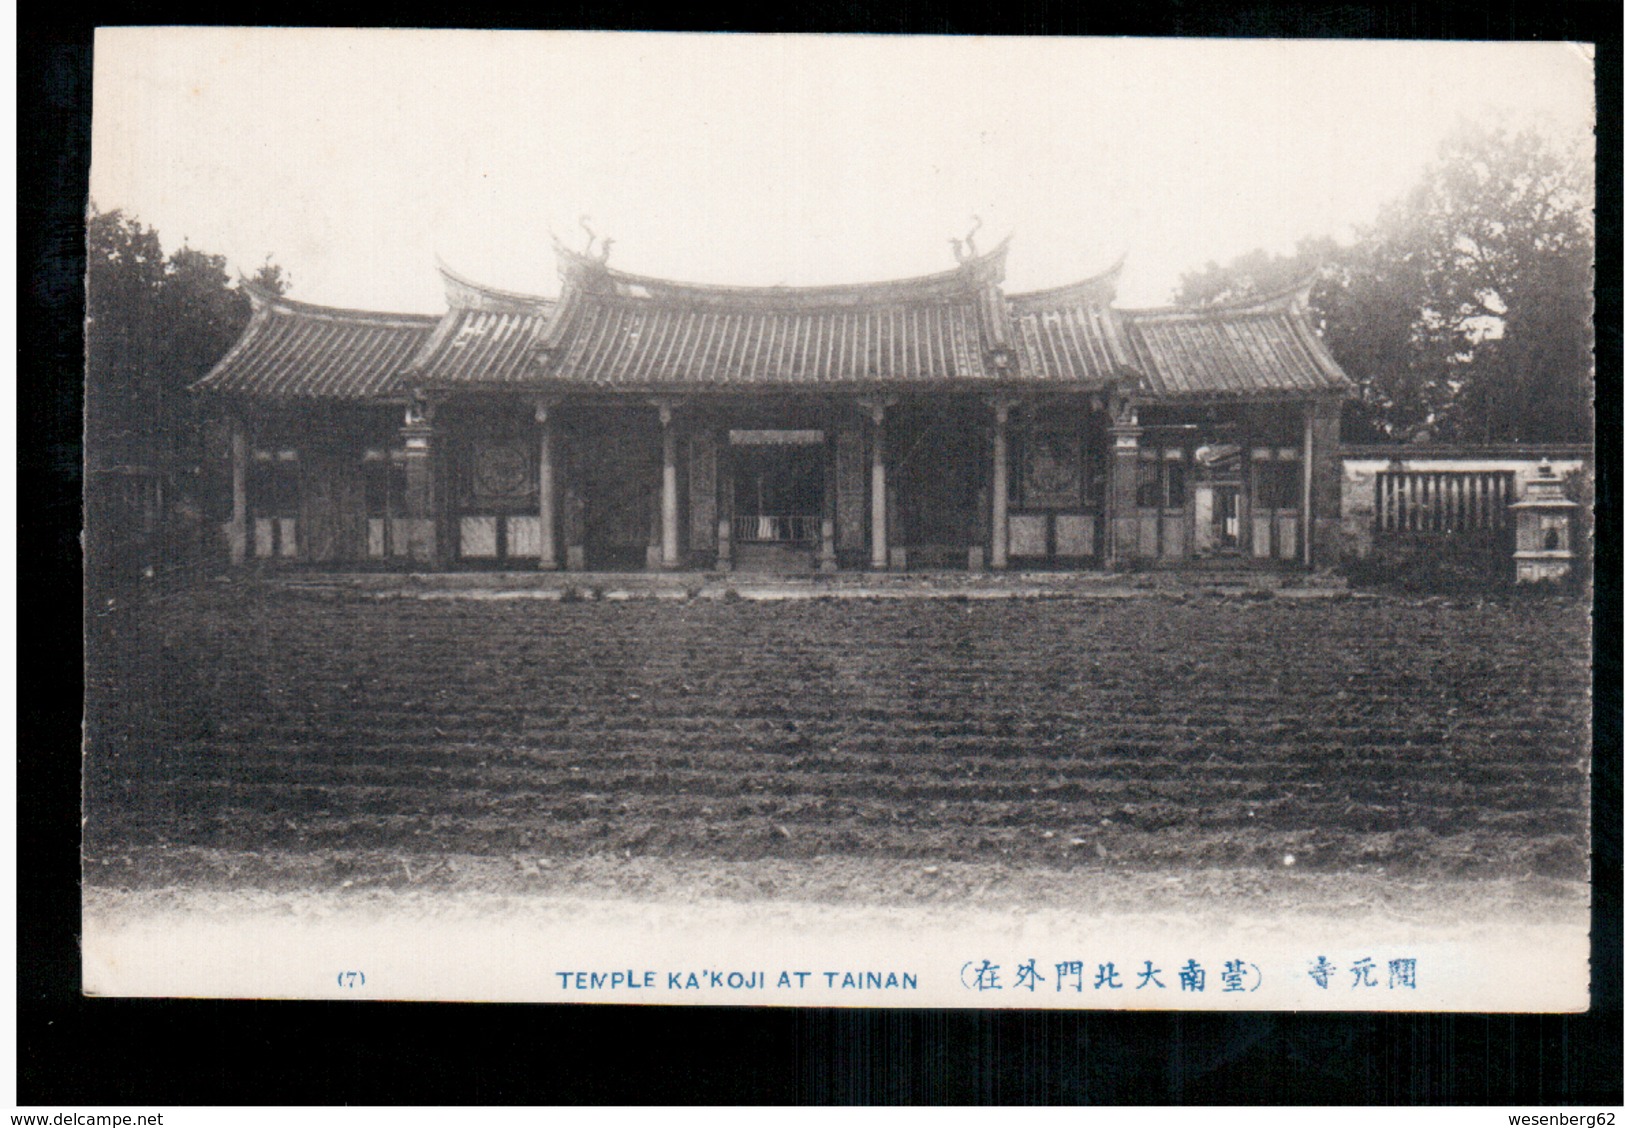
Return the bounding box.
[81,580,1592,907]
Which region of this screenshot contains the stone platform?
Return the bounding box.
[269,567,1350,601]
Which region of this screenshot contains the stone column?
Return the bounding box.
[715,441,733,572]
[834,424,865,558]
[228,417,248,565]
[688,426,718,563]
[535,400,558,570]
[1301,404,1314,567]
[656,401,680,568]
[861,399,891,570]
[988,398,1015,570]
[400,398,438,565]
[819,440,837,573]
[1107,399,1142,569]
[716,516,732,572]
[886,483,901,570]
[1307,397,1343,569]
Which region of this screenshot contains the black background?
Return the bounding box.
[20,1,1623,1105]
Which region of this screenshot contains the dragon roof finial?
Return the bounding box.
[577,216,613,264]
[950,215,984,264]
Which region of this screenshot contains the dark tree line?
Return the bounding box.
[1176,121,1594,445]
[84,205,287,587]
[85,204,286,479]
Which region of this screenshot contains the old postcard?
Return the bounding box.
[81,30,1596,1009]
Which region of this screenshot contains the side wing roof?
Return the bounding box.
[191,282,438,401]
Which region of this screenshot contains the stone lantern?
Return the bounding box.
[1510,460,1581,583]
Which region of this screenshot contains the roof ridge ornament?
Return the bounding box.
[950,215,984,264]
[435,255,555,313]
[231,272,439,326]
[1124,270,1323,319]
[578,215,614,265]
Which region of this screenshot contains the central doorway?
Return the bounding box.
[729,429,825,572]
[892,401,982,569]
[1192,442,1243,558]
[577,411,659,570]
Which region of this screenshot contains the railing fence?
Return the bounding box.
[1374,470,1514,536]
[733,514,821,543]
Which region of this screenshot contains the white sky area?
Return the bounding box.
[89,30,1594,312]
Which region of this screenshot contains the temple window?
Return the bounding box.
[1137,446,1186,509]
[1018,426,1091,509]
[248,449,299,557]
[362,449,408,518]
[1253,447,1302,510]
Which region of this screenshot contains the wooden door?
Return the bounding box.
[301,449,364,564]
[894,408,978,553]
[579,414,658,570]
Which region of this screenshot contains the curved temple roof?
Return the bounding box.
[550,236,1012,307]
[1006,258,1129,386]
[192,282,439,401]
[541,293,994,387]
[194,248,1352,403]
[1119,280,1352,400]
[486,239,1015,388]
[406,262,561,386]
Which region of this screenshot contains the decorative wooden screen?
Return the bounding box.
[1022,431,1082,508]
[250,450,300,558]
[363,449,412,558]
[1374,470,1514,535]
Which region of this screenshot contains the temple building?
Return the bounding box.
[194,238,1352,573]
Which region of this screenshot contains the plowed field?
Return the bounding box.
[83,585,1592,885]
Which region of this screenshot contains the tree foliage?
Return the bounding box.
[85,205,288,473]
[1172,237,1339,308]
[1176,121,1594,443]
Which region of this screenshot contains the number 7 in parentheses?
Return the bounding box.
[337,970,367,988]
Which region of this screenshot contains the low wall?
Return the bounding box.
[1340,444,1592,559]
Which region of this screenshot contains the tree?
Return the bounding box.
[1174,236,1437,442]
[85,205,288,473]
[85,207,168,470]
[1176,121,1594,444]
[1173,237,1339,308]
[85,207,289,586]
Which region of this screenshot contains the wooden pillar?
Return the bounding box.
[886,482,900,569]
[400,398,438,565]
[1308,398,1342,569]
[819,439,837,573]
[862,399,891,570]
[834,423,865,560]
[228,418,248,565]
[655,401,680,568]
[988,398,1013,570]
[1107,399,1142,569]
[536,400,558,570]
[688,426,718,564]
[1301,404,1314,567]
[716,440,733,572]
[436,426,455,571]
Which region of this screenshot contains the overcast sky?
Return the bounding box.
[90,30,1593,311]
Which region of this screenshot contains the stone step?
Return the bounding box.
[265,566,1347,600]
